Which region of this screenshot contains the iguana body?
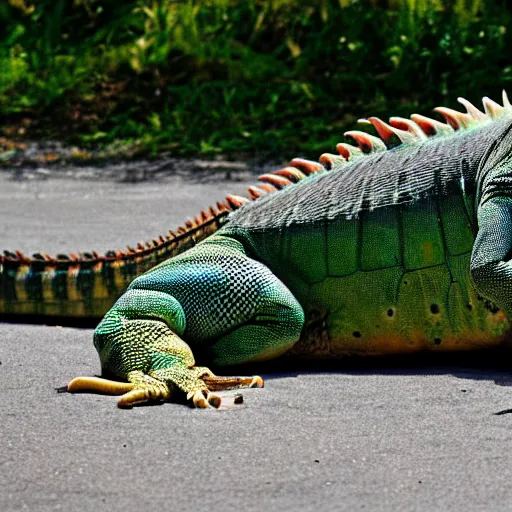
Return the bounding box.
[3,93,512,408]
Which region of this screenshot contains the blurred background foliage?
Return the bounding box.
[0,0,510,157]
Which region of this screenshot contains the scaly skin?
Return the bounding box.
[0,206,229,320]
[5,92,512,408]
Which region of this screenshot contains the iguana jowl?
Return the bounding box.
[2,93,512,408]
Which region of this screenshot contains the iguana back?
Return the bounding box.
[219,115,512,357]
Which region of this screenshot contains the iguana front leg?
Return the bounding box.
[68,291,264,408]
[471,192,512,318]
[68,318,263,408]
[67,236,304,408]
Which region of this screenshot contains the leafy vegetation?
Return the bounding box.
[0,0,511,158]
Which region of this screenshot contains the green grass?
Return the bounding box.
[1,0,511,158]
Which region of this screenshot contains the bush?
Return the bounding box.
[1,0,511,157]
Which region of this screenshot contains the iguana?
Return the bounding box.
[2,93,512,408]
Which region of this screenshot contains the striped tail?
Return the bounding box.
[0,205,229,320]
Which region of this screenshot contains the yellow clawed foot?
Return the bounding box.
[64,370,264,409]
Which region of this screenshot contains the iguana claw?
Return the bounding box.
[187,390,215,408]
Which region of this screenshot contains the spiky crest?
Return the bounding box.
[2,92,510,271]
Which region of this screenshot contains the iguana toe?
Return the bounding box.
[187,389,211,408]
[188,390,244,409]
[65,373,173,407]
[118,370,172,407]
[207,393,222,408]
[66,376,135,395]
[250,376,264,388]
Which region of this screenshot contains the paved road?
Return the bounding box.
[2,167,512,512]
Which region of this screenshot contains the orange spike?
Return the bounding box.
[225,195,248,209]
[344,131,387,153]
[257,183,277,193]
[248,186,264,199]
[15,250,30,263]
[434,107,472,130]
[209,205,218,217]
[410,114,453,136]
[137,242,145,250]
[274,167,306,182]
[367,117,395,143]
[319,153,348,170]
[389,117,427,140]
[216,201,228,212]
[288,158,324,174]
[336,143,362,160]
[258,173,291,189]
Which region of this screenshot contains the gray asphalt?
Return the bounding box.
[2,167,512,512]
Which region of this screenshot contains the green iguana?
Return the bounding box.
[2,93,512,408]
